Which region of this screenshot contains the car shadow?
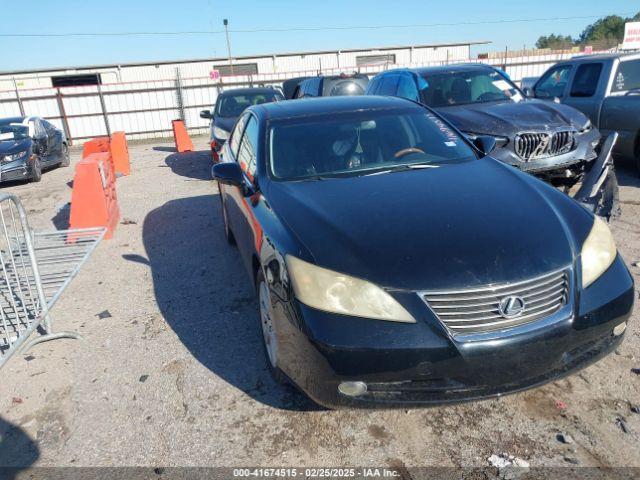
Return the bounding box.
[128,193,321,411]
[615,162,639,189]
[0,416,39,477]
[164,151,213,181]
[152,146,177,153]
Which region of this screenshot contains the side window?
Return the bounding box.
[378,75,399,96]
[294,85,304,99]
[396,75,419,101]
[237,116,259,179]
[570,63,603,97]
[611,59,640,93]
[229,114,249,158]
[534,65,572,99]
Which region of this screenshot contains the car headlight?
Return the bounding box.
[286,255,416,323]
[580,216,617,288]
[463,132,509,148]
[213,125,229,141]
[4,151,29,162]
[580,120,593,133]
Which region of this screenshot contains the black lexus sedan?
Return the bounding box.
[200,87,283,161]
[366,65,601,183]
[0,116,70,183]
[212,96,634,408]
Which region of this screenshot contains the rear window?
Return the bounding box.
[323,77,369,96]
[216,92,282,117]
[611,59,640,93]
[269,109,475,181]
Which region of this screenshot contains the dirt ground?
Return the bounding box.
[0,137,638,474]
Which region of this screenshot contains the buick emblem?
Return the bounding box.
[497,296,526,319]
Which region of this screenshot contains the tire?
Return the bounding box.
[257,270,288,385]
[60,143,70,167]
[219,192,236,245]
[31,157,42,183]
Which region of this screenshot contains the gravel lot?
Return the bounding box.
[0,137,638,473]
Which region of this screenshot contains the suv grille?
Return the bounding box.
[421,269,569,335]
[515,131,575,161]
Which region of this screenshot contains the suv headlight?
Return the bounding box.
[213,125,229,141]
[286,255,416,323]
[4,151,29,162]
[580,216,617,288]
[580,120,593,133]
[463,132,509,148]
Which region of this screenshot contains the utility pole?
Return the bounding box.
[223,19,234,75]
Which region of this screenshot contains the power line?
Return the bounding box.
[0,12,636,38]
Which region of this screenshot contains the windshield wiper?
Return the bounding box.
[362,163,439,176]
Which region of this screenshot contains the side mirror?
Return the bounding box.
[473,136,497,156]
[200,110,212,119]
[212,162,247,190]
[522,87,534,98]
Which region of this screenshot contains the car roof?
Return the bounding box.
[219,87,280,96]
[0,116,27,124]
[568,52,640,62]
[408,63,496,76]
[248,95,422,121]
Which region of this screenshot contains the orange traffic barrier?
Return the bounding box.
[172,119,194,153]
[82,137,110,159]
[69,152,120,239]
[110,131,130,176]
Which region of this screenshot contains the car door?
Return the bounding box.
[29,119,48,157]
[233,115,261,267]
[563,62,604,123]
[221,113,249,239]
[42,120,63,160]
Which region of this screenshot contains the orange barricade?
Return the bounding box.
[110,131,130,176]
[172,119,194,153]
[69,152,120,239]
[82,137,110,159]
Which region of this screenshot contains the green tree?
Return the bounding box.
[535,34,574,49]
[579,15,628,43]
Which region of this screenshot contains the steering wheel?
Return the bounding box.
[394,147,425,158]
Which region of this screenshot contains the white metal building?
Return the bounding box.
[0,41,486,90]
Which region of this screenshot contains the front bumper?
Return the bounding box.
[0,158,31,183]
[491,128,600,176]
[272,255,634,408]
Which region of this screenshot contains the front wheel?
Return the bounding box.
[257,270,288,385]
[31,157,42,182]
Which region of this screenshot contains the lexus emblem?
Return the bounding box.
[497,296,526,319]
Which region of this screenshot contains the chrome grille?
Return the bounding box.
[421,269,570,335]
[515,131,575,161]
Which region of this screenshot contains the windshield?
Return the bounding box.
[0,121,29,141]
[420,69,523,107]
[269,110,475,181]
[216,92,281,117]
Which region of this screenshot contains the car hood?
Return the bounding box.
[214,116,238,133]
[268,159,592,291]
[0,138,31,155]
[436,99,589,137]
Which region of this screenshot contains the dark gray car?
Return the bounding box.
[366,65,601,182]
[200,87,283,161]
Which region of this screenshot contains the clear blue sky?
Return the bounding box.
[0,0,637,71]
